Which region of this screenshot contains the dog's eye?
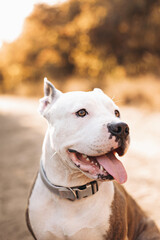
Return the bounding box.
[76,109,88,117]
[115,110,120,118]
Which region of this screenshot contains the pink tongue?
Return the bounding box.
[96,152,127,184]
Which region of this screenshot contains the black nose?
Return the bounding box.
[108,122,129,138]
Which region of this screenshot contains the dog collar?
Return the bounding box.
[40,160,99,201]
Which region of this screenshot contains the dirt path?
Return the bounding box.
[0,96,160,240]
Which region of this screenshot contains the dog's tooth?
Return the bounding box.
[91,161,94,164]
[82,154,87,158]
[86,157,90,161]
[95,162,98,166]
[100,165,103,171]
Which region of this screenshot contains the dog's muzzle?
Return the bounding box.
[67,121,130,184]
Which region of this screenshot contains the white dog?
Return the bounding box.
[26,78,160,240]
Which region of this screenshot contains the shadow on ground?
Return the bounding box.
[0,114,44,240]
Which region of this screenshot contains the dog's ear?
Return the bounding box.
[93,88,104,94]
[38,77,62,118]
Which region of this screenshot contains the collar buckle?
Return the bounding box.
[59,187,77,201]
[59,181,99,201]
[73,181,98,200]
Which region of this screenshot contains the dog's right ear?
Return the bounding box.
[38,77,62,118]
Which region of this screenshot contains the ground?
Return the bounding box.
[0,96,160,240]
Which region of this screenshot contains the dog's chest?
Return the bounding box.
[28,175,114,240]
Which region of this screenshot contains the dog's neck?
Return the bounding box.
[41,130,93,188]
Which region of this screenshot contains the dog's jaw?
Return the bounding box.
[41,127,129,188]
[67,147,128,184]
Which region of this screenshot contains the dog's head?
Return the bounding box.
[39,78,130,184]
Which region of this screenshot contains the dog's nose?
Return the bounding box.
[108,122,129,138]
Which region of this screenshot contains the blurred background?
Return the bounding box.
[0,0,160,239]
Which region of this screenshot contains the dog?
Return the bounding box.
[26,78,160,240]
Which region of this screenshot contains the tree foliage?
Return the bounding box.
[0,0,160,93]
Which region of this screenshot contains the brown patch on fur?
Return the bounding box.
[105,182,160,240]
[26,173,38,240]
[105,182,128,240]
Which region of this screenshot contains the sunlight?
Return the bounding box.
[0,0,67,48]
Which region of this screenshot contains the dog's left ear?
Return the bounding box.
[93,88,104,94]
[38,77,62,118]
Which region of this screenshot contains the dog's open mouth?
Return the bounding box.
[68,147,127,184]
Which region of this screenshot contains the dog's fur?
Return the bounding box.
[26,79,160,240]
